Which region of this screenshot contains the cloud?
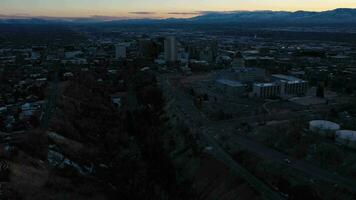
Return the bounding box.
[90,15,128,20]
[129,12,156,15]
[166,12,201,15]
[0,14,31,19]
[165,11,244,16]
[198,10,279,15]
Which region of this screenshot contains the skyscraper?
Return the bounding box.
[138,39,157,60]
[164,36,178,62]
[115,44,126,59]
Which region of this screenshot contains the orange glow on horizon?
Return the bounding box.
[1,0,356,19]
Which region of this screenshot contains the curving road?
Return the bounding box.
[158,74,285,200]
[158,74,356,197]
[206,124,356,194]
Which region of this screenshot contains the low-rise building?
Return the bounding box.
[235,67,266,83]
[216,79,246,97]
[253,83,281,98]
[272,74,308,97]
[253,74,308,98]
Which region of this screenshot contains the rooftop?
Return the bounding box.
[216,79,244,87]
[272,74,307,83]
[254,82,277,87]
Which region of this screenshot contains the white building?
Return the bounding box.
[336,130,356,149]
[252,74,308,98]
[115,44,127,59]
[164,36,178,62]
[272,74,308,97]
[309,120,340,137]
[253,83,281,98]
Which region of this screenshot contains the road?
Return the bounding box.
[262,99,279,114]
[158,75,285,200]
[206,124,356,194]
[159,74,356,197]
[40,65,59,129]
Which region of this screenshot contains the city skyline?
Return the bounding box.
[1,0,356,19]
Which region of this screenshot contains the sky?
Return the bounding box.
[1,0,356,19]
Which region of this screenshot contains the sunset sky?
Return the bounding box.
[1,0,356,19]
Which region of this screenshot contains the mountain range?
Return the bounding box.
[190,8,356,24]
[1,8,356,26]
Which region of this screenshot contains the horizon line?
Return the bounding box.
[0,8,355,21]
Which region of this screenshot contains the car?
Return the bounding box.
[284,158,292,164]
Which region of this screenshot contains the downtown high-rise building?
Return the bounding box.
[115,44,126,59]
[164,36,178,62]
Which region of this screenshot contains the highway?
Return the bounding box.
[206,124,356,194]
[158,74,356,198]
[158,75,285,200]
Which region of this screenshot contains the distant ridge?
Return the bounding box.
[188,8,356,24]
[1,8,356,26]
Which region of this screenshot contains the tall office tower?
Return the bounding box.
[164,36,178,62]
[115,44,126,59]
[138,39,156,59]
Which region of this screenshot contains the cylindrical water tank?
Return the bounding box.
[336,130,356,149]
[309,120,340,137]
